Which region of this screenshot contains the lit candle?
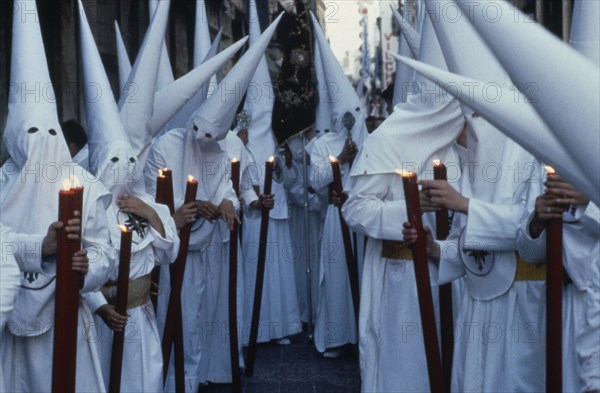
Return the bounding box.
[329,155,343,195]
[108,225,132,393]
[52,177,83,393]
[184,175,199,205]
[163,168,175,215]
[544,164,563,390]
[231,158,240,197]
[396,169,445,392]
[263,157,275,196]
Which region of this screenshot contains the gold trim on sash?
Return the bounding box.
[514,254,546,281]
[381,240,413,260]
[101,274,152,310]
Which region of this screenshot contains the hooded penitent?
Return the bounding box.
[351,10,464,179]
[1,0,111,336]
[149,0,175,91]
[78,0,160,248]
[115,21,132,97]
[310,12,369,157]
[453,0,600,203]
[391,6,420,59]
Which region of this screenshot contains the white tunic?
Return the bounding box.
[83,199,179,393]
[241,152,302,344]
[309,138,361,352]
[1,162,113,393]
[145,129,243,391]
[282,155,324,323]
[343,173,440,392]
[517,202,600,392]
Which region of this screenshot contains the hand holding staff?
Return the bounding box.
[246,157,275,377]
[108,226,132,393]
[229,158,242,392]
[161,176,198,391]
[433,160,453,392]
[329,155,360,328]
[399,170,445,393]
[52,177,83,393]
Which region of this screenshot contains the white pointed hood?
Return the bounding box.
[194,0,212,67]
[150,36,248,136]
[312,34,332,141]
[187,12,284,144]
[115,21,132,98]
[0,1,106,264]
[2,0,71,170]
[454,0,600,202]
[391,5,420,58]
[570,0,600,66]
[149,0,175,90]
[351,12,464,177]
[118,0,170,157]
[393,29,416,105]
[311,11,368,156]
[243,0,277,166]
[389,0,594,201]
[78,0,144,190]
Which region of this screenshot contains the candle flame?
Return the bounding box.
[433,159,441,166]
[545,165,556,174]
[328,155,338,163]
[268,156,275,163]
[158,169,164,177]
[117,224,129,233]
[62,178,72,191]
[72,176,81,188]
[188,175,195,182]
[163,167,169,171]
[395,169,415,178]
[231,157,239,163]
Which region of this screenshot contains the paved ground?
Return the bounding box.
[199,332,361,393]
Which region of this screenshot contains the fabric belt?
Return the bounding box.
[514,254,547,281]
[102,274,152,310]
[381,240,413,260]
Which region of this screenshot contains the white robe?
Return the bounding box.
[436,158,546,393]
[518,202,600,392]
[309,138,361,352]
[241,153,302,344]
[343,172,440,392]
[82,198,179,393]
[282,156,324,323]
[1,162,113,393]
[145,129,243,390]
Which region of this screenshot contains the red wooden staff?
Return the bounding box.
[433,159,453,392]
[545,166,563,392]
[245,157,275,377]
[329,155,360,328]
[228,158,242,392]
[108,225,133,393]
[400,170,445,392]
[161,175,198,392]
[152,169,175,311]
[52,177,83,393]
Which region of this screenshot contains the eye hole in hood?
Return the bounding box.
[48,129,57,136]
[27,127,39,134]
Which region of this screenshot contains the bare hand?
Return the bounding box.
[71,249,89,275]
[331,190,348,207]
[544,174,588,206]
[402,222,439,262]
[419,180,469,214]
[219,199,241,231]
[42,211,82,258]
[529,193,569,238]
[117,195,153,220]
[96,304,128,332]
[196,200,220,220]
[173,202,198,229]
[419,190,441,213]
[337,139,358,165]
[251,193,275,211]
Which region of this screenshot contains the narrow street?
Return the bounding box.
[200,332,360,393]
